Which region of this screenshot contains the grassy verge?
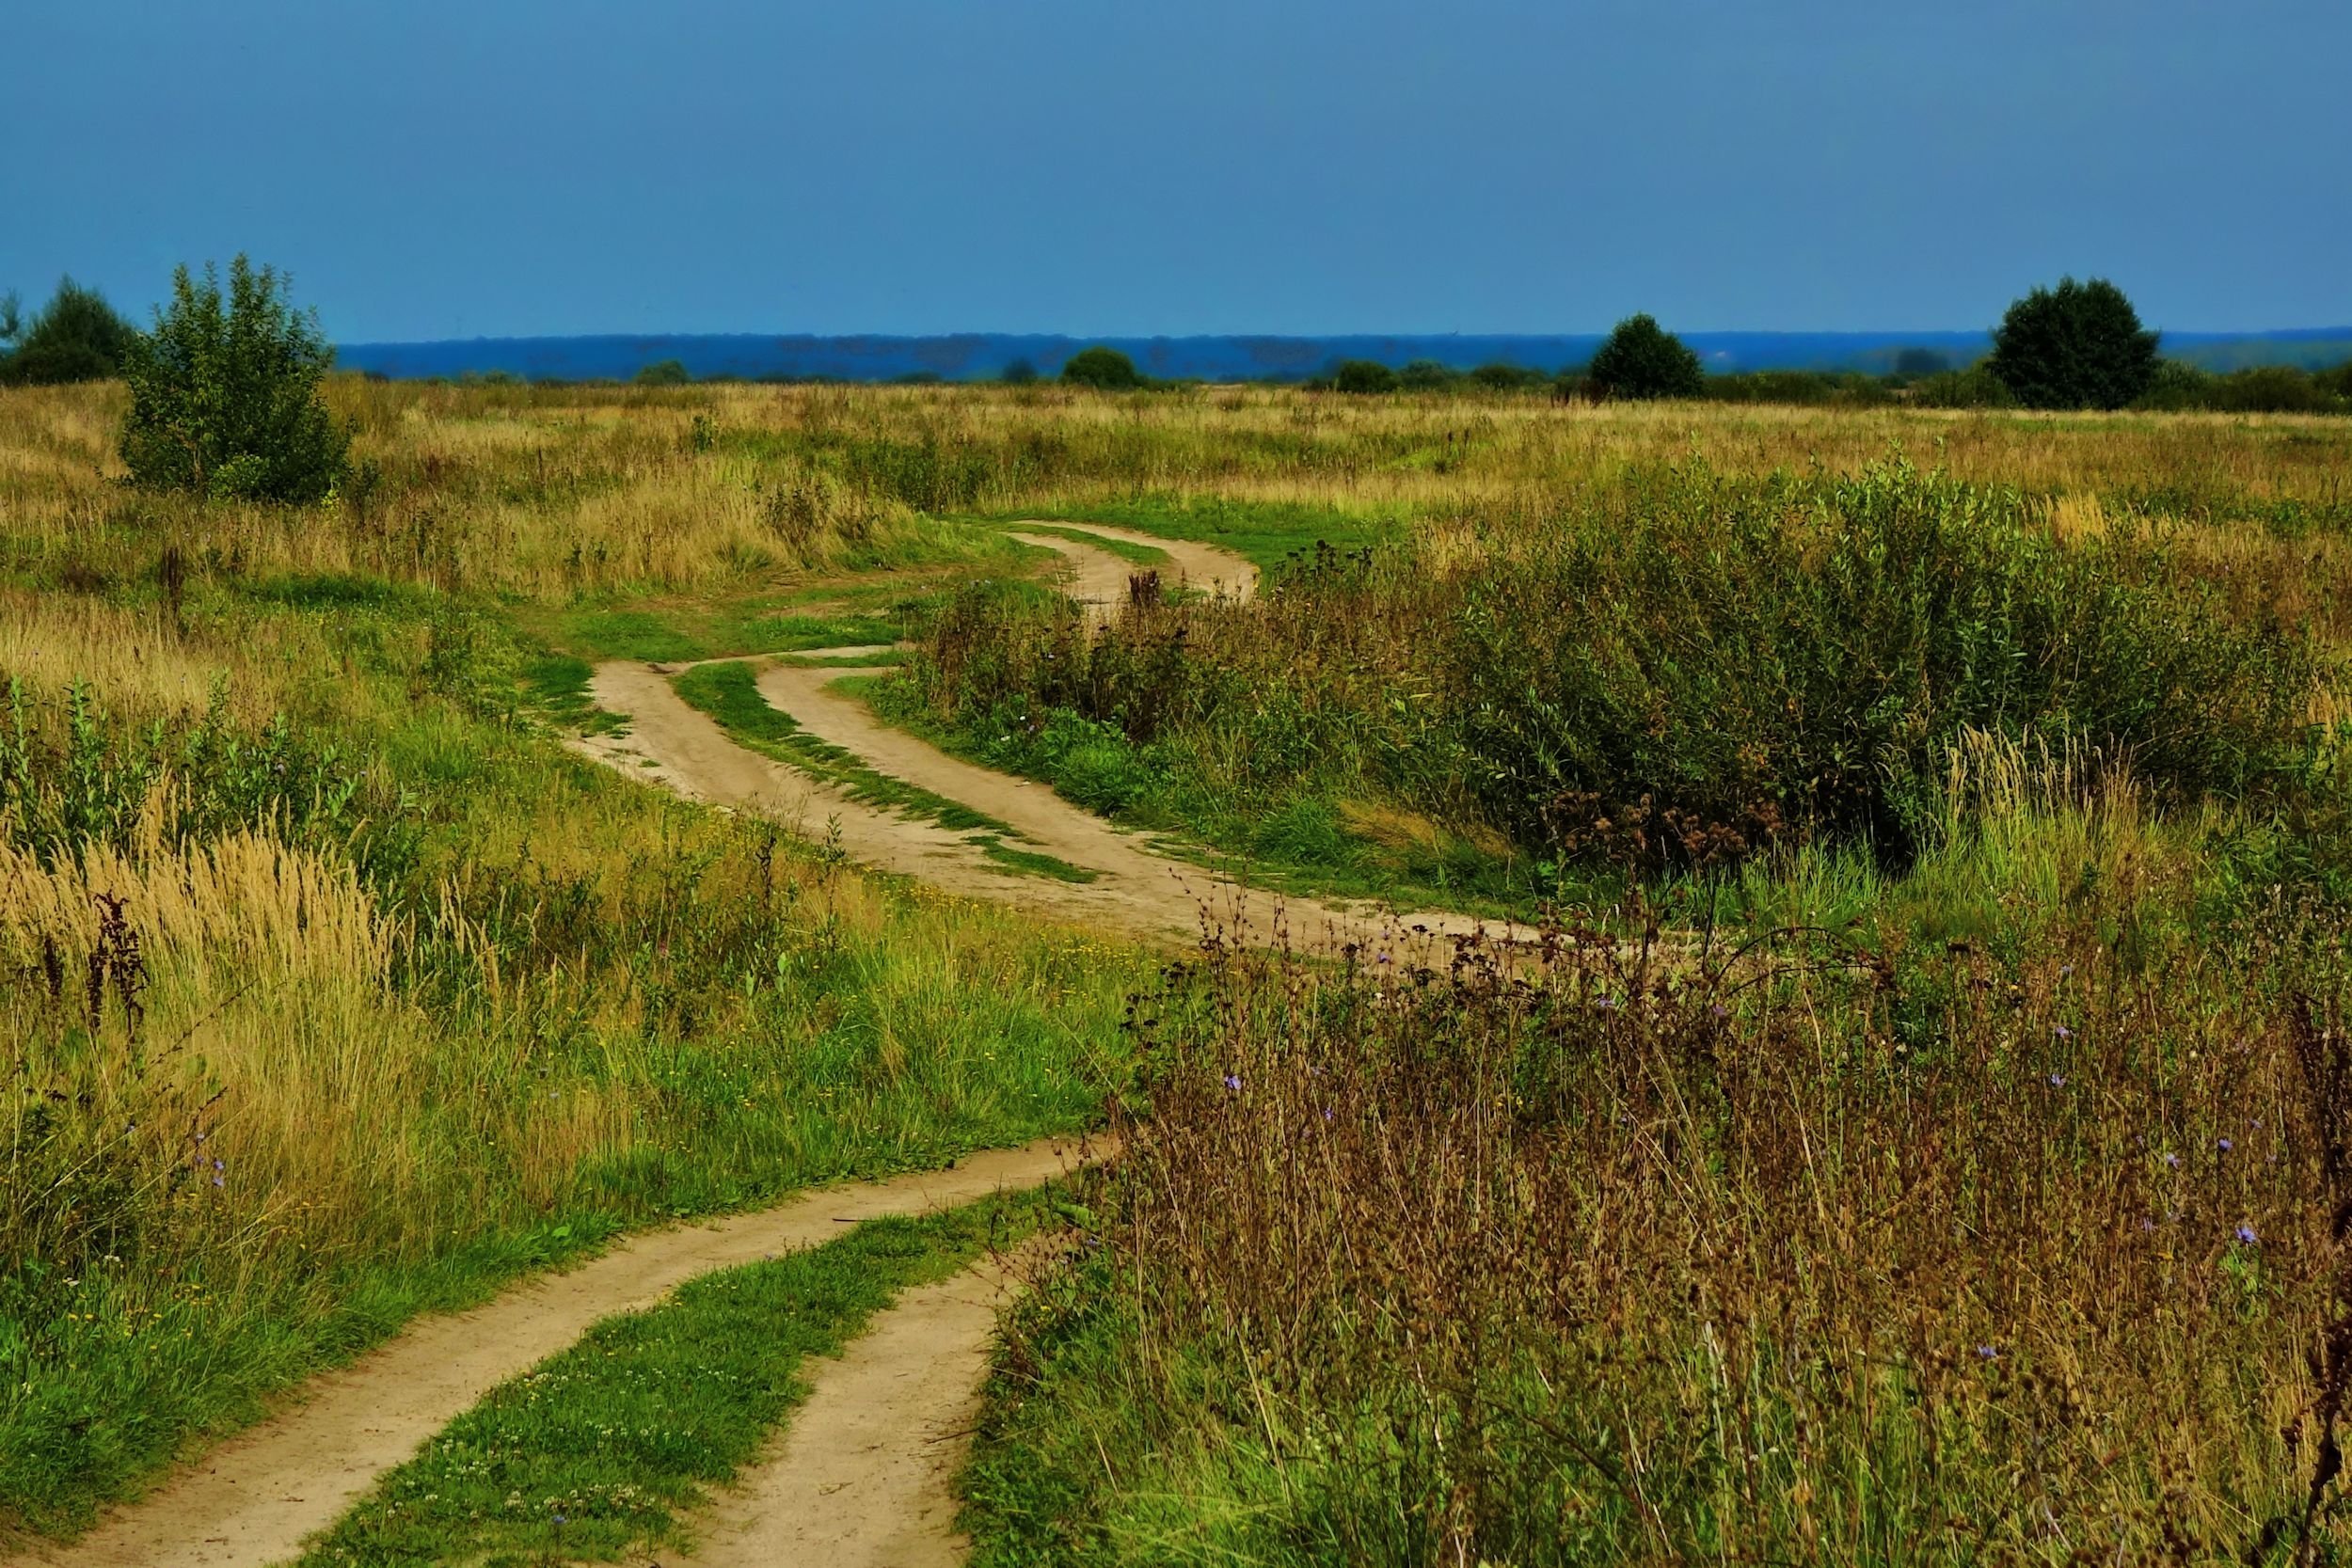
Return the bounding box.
[863,674,1557,919]
[993,521,1172,568]
[298,1191,1049,1567]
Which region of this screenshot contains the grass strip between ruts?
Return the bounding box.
[296,1189,1051,1567]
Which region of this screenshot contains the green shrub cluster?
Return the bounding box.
[0,280,136,386]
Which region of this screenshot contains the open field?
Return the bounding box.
[5,379,2352,1563]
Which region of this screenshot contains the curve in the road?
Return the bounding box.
[580,522,1518,951]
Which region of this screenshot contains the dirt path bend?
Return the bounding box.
[3,1142,1094,1568]
[679,1246,1044,1568]
[585,522,1522,952]
[1003,520,1258,617]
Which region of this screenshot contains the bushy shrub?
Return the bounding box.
[118,257,349,503]
[1333,359,1399,394]
[1397,358,1454,391]
[1989,277,2160,410]
[1705,371,1893,407]
[0,279,136,386]
[1000,356,1040,385]
[1470,362,1544,390]
[1443,462,2313,861]
[633,358,691,387]
[1586,314,1704,400]
[1911,362,2019,409]
[1060,346,1143,390]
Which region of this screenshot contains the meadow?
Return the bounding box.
[5,375,2352,1561]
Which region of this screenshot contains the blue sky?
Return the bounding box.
[5,0,2344,341]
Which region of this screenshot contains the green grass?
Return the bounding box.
[991,522,1172,568]
[517,651,628,736]
[298,1192,1050,1567]
[546,607,908,664]
[993,496,1401,574]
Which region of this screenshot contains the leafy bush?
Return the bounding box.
[1891,345,1952,377]
[1444,462,2314,861]
[1333,359,1399,394]
[118,257,349,503]
[1000,356,1040,385]
[0,279,136,386]
[1060,346,1143,390]
[1704,371,1893,407]
[1470,362,1544,390]
[1586,313,1704,401]
[1988,277,2160,409]
[1910,362,2019,409]
[1397,358,1454,391]
[633,358,691,387]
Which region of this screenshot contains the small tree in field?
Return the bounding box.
[1333,358,1399,394]
[1587,313,1705,400]
[0,279,138,385]
[1987,277,2160,410]
[119,257,348,503]
[1060,346,1143,389]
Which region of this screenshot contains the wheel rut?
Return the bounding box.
[1,1143,1094,1568]
[584,520,1525,953]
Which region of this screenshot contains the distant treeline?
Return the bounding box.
[8,272,2351,415]
[402,352,2352,415]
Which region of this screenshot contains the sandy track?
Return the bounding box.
[3,1142,1093,1568]
[678,1247,1043,1568]
[585,523,1522,953]
[1003,520,1258,618]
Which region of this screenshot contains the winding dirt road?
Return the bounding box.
[2,1143,1093,1568]
[582,520,1523,953]
[12,522,1503,1568]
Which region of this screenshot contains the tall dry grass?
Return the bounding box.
[4,379,2347,607]
[1049,770,2352,1560]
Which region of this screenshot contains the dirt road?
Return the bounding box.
[678,1245,1045,1568]
[3,1143,1093,1568]
[582,521,1524,953]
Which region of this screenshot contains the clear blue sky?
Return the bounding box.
[5,0,2344,342]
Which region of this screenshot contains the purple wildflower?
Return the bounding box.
[2219,1137,2234,1153]
[1223,1074,1241,1092]
[2163,1152,2180,1169]
[2048,1073,2066,1088]
[1976,1344,1998,1360]
[2236,1225,2259,1245]
[2053,1023,2074,1039]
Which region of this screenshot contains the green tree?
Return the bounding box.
[0,278,138,385]
[1987,277,2160,410]
[1059,346,1142,389]
[1586,314,1705,400]
[119,257,349,503]
[1470,361,1540,390]
[1398,358,1454,391]
[633,358,691,387]
[1333,358,1399,394]
[1000,356,1040,385]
